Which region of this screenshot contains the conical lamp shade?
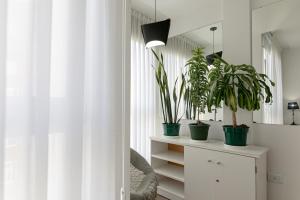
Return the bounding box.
[141,19,171,48]
[206,51,223,65]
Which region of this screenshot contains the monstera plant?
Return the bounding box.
[185,48,210,141]
[207,57,274,146]
[152,49,186,136]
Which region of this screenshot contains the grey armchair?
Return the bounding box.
[130,149,158,200]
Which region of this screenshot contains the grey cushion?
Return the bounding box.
[130,163,146,192]
[130,149,158,200]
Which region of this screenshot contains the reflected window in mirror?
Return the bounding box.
[260,32,283,124]
[252,0,300,125]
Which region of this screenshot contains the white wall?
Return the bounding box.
[282,47,300,125]
[251,0,283,9]
[124,0,131,198]
[254,124,300,200]
[223,0,251,65]
[251,1,300,200]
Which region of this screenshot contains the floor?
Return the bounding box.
[156,195,168,200]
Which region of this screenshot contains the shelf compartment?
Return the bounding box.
[154,163,184,182]
[158,177,184,200]
[152,151,184,165]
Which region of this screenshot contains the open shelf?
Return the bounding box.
[154,163,184,182]
[152,151,184,165]
[151,139,185,199]
[158,177,184,200]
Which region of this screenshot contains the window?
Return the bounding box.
[130,10,197,160]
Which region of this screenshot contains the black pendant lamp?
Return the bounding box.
[206,26,222,65]
[141,0,171,48]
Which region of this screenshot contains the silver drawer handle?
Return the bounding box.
[216,161,222,165]
[208,160,213,163]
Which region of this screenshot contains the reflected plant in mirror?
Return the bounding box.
[185,48,209,120]
[184,48,210,140]
[181,22,223,121]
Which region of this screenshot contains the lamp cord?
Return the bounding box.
[213,29,215,54]
[154,0,157,22]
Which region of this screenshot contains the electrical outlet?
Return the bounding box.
[268,172,284,184]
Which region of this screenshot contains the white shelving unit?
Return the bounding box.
[151,135,268,200]
[152,151,184,165]
[158,177,184,200]
[151,138,185,200]
[154,163,184,182]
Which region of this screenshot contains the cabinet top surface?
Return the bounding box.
[150,136,268,158]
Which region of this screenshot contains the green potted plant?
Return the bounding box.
[152,50,186,136]
[207,57,274,146]
[185,48,210,140]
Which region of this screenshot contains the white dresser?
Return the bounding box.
[150,136,268,200]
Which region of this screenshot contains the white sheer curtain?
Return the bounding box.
[162,37,199,117]
[0,0,128,200]
[262,32,283,124]
[130,10,156,161]
[130,10,197,160]
[162,37,199,86]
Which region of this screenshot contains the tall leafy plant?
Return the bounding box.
[152,49,186,124]
[185,48,209,122]
[207,57,275,127]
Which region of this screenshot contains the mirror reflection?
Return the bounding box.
[252,0,300,125]
[175,22,223,121]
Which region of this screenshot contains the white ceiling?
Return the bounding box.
[131,0,222,20]
[132,0,299,49]
[253,0,300,49]
[182,22,223,54]
[273,1,300,49]
[130,0,283,34]
[131,0,223,37]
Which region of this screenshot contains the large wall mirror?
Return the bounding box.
[172,22,223,121]
[252,0,300,125]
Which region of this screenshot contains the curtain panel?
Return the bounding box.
[261,32,283,124]
[130,10,156,161]
[0,0,129,200]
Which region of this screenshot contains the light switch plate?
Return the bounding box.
[268,172,284,184]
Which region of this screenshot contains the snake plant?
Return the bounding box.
[152,49,186,124]
[207,57,275,127]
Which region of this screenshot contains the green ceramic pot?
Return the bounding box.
[223,125,249,146]
[189,123,210,140]
[163,123,180,136]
